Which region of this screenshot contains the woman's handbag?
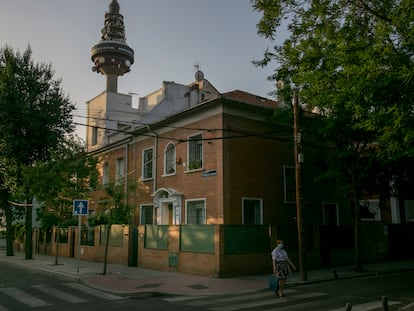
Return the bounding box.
[268,275,279,292]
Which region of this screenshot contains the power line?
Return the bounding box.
[73,121,291,143]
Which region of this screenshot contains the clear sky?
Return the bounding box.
[0,0,279,139]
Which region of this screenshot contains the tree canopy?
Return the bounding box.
[252,0,414,160]
[0,46,75,164]
[0,45,76,257]
[23,136,98,230]
[252,0,414,270]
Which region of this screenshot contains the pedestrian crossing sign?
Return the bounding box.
[73,200,89,215]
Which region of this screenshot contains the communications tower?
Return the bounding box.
[91,0,134,92]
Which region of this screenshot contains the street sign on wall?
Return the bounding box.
[73,200,89,216]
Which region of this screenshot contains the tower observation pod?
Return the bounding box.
[91,0,134,92]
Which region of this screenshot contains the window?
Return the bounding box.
[186,199,206,224]
[164,143,176,175]
[91,126,98,145]
[242,198,263,225]
[322,202,339,225]
[115,157,124,185]
[188,133,203,170]
[405,200,414,223]
[140,205,154,224]
[143,148,153,180]
[360,199,381,221]
[102,162,109,185]
[283,165,295,203]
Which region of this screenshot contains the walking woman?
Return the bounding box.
[271,239,296,297]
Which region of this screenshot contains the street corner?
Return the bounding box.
[81,273,164,296]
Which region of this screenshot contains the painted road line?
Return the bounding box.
[32,284,88,303]
[63,282,124,301]
[0,287,51,307]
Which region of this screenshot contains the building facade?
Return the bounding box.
[69,0,414,276]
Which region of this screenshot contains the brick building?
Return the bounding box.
[62,0,413,276]
[82,73,359,276]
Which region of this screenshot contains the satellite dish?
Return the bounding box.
[195,70,204,82]
[276,80,284,89]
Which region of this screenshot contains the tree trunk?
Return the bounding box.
[5,205,14,256]
[103,224,111,275]
[25,197,33,260]
[54,226,60,265]
[0,189,14,256]
[350,172,362,272]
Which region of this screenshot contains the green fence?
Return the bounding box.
[145,225,168,249]
[224,225,270,254]
[180,225,215,253]
[99,225,124,246]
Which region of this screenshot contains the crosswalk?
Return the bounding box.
[0,282,124,310]
[163,288,402,311]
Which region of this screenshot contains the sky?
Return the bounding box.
[0,0,281,140]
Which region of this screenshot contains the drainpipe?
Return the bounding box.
[153,131,158,194]
[125,142,129,206]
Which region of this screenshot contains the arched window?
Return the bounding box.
[102,162,109,185]
[164,143,176,175]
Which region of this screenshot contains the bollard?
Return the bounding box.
[345,302,352,311]
[382,296,388,311]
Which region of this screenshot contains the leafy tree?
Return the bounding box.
[0,46,75,258]
[22,136,97,264]
[252,0,414,271]
[89,179,138,275]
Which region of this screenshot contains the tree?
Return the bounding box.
[252,0,414,271]
[22,136,98,264]
[88,178,138,275]
[0,46,75,258]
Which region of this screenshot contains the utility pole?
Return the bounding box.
[293,91,307,281]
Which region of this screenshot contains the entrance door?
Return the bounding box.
[160,201,174,225]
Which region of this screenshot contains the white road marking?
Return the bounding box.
[32,284,88,303]
[209,291,328,311]
[0,287,51,307]
[63,282,124,300]
[328,300,401,311]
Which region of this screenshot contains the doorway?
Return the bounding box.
[160,201,174,225]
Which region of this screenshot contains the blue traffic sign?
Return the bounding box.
[73,199,89,215]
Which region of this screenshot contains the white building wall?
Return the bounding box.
[87,77,220,151]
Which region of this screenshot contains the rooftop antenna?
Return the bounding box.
[194,63,204,82]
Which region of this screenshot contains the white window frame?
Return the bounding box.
[360,199,381,221]
[142,147,154,180]
[187,133,203,171]
[405,200,414,223]
[102,162,109,185]
[140,204,154,225]
[164,143,176,175]
[242,197,263,225]
[91,126,98,145]
[185,198,206,224]
[115,157,124,185]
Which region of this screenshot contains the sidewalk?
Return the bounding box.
[1,250,413,298]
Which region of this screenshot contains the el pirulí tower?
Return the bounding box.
[91,0,134,92]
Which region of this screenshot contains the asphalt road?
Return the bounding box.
[1,261,414,311]
[160,271,414,311]
[0,261,205,311]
